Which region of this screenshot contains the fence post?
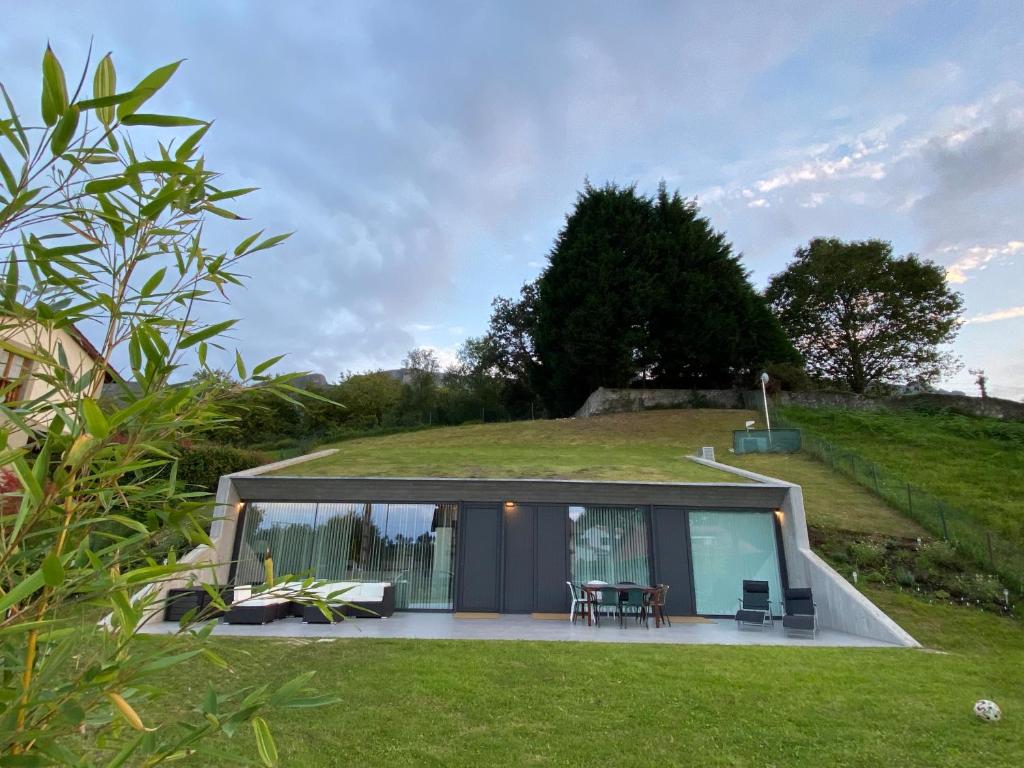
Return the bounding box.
[987,532,996,569]
[939,503,948,540]
[871,464,879,493]
[906,483,913,516]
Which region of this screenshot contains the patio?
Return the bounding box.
[141,612,898,647]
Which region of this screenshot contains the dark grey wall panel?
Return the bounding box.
[457,504,501,612]
[651,506,694,616]
[233,476,787,509]
[502,505,535,613]
[535,505,569,612]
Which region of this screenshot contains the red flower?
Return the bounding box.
[0,467,22,516]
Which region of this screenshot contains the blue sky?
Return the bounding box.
[5,1,1023,398]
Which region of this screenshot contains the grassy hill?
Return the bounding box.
[779,406,1024,544]
[279,409,924,538]
[174,407,1024,766]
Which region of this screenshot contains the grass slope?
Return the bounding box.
[779,406,1024,542]
[280,409,923,538]
[276,411,746,483]
[149,596,1023,768]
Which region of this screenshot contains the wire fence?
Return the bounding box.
[776,418,1024,594]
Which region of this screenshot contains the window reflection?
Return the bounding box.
[236,501,458,609]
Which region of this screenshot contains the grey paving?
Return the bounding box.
[142,612,901,648]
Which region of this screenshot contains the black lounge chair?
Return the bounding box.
[781,587,817,637]
[735,580,774,630]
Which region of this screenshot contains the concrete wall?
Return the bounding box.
[689,456,919,647]
[576,387,745,417]
[578,386,1024,421]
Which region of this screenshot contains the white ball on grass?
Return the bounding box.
[973,700,1001,722]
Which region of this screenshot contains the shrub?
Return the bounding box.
[918,540,959,571]
[176,444,271,494]
[847,540,886,569]
[893,566,916,587]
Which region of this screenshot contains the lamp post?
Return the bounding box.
[760,372,772,446]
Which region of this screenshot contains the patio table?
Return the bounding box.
[580,584,658,626]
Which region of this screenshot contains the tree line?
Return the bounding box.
[217,180,966,444]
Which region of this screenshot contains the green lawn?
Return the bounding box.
[778,406,1024,543]
[139,408,1021,765]
[274,410,748,483]
[149,592,1022,768]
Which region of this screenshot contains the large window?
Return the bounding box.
[688,510,783,615]
[568,505,650,585]
[235,501,457,609]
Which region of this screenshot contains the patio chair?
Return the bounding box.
[620,588,648,629]
[781,587,817,637]
[649,584,671,628]
[566,582,592,624]
[593,587,622,627]
[735,580,774,630]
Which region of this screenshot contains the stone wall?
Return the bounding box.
[578,386,1024,420]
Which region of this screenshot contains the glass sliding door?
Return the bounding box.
[235,502,318,584]
[568,505,651,585]
[234,501,458,610]
[688,510,783,616]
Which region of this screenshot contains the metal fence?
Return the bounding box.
[781,421,1024,593]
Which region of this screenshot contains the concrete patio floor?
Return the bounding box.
[142,612,900,648]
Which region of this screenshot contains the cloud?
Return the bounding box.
[941,241,1024,284]
[963,306,1024,324]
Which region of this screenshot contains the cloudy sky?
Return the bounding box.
[5,1,1024,398]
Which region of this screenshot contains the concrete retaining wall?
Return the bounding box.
[688,456,919,647]
[578,386,1024,421]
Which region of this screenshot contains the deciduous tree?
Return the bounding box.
[765,238,963,393]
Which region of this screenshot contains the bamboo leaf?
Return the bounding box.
[1,83,29,157]
[117,60,183,119]
[121,113,206,127]
[247,232,292,255]
[92,53,116,125]
[175,122,210,161]
[251,717,278,767]
[0,150,17,194]
[0,568,45,614]
[235,349,247,380]
[84,177,129,194]
[233,230,263,257]
[140,266,166,297]
[41,44,68,126]
[127,159,193,175]
[208,186,258,202]
[252,354,285,377]
[42,552,65,587]
[179,319,237,348]
[82,396,110,438]
[49,105,80,156]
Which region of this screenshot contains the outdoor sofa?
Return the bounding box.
[301,581,395,623]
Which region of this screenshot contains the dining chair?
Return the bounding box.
[649,584,671,627]
[594,587,621,626]
[565,581,591,624]
[620,588,648,628]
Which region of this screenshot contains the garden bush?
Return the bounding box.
[176,444,271,493]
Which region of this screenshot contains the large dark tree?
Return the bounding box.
[765,238,963,393]
[532,182,799,415]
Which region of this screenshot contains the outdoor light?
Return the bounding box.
[759,372,772,443]
[774,509,784,520]
[503,500,516,509]
[744,420,755,432]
